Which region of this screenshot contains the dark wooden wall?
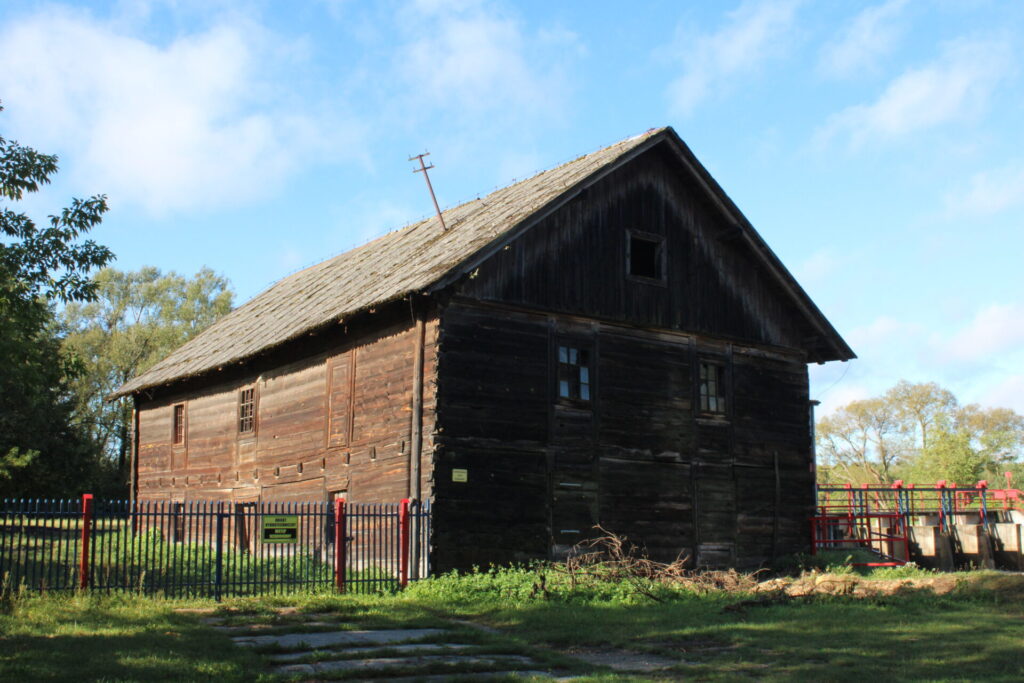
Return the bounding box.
[429,144,820,570]
[136,313,438,507]
[458,145,814,353]
[432,300,812,571]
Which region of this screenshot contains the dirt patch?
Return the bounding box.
[172,607,216,615]
[745,572,1024,601]
[651,638,738,655]
[566,646,680,672]
[777,574,958,596]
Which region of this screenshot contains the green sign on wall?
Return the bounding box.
[261,515,299,544]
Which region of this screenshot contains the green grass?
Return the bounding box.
[1,566,1022,681]
[0,593,269,681]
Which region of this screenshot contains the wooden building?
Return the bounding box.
[114,127,854,570]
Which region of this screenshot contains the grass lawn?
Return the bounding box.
[1,566,1022,681]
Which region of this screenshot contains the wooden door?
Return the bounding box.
[693,462,737,567]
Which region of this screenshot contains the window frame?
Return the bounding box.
[555,342,593,406]
[626,229,667,285]
[171,402,187,446]
[237,385,258,437]
[698,361,727,417]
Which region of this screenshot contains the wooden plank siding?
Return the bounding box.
[136,312,439,508]
[457,144,813,351]
[432,299,814,571]
[429,145,822,571]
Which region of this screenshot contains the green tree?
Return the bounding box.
[61,267,233,478]
[817,381,1024,487]
[908,404,1024,485]
[816,396,905,485]
[1,102,114,495]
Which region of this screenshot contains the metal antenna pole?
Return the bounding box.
[409,152,448,231]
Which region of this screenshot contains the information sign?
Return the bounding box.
[261,515,299,543]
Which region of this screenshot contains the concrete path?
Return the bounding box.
[196,608,686,679]
[203,611,563,680]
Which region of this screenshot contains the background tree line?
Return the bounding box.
[816,380,1024,488]
[1,103,232,497]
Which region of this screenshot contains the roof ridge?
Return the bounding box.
[113,127,672,397]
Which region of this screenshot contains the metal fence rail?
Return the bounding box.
[817,481,1021,533]
[0,496,430,599]
[813,481,1024,565]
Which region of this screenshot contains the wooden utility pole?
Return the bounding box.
[409,152,447,231]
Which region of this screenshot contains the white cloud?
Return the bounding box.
[813,302,1024,417]
[937,303,1024,364]
[945,162,1024,217]
[394,1,573,123]
[812,376,871,418]
[0,7,364,215]
[848,315,925,351]
[666,0,801,116]
[982,374,1024,415]
[816,37,1013,149]
[818,0,907,78]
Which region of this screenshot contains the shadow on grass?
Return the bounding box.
[470,591,1024,681]
[0,604,267,682]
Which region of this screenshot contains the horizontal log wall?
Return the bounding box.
[432,303,550,569]
[136,311,438,507]
[433,300,812,571]
[459,145,816,355]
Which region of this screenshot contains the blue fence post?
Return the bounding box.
[215,512,225,601]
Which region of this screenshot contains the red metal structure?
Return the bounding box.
[399,498,410,588]
[79,493,93,588]
[334,498,347,593]
[813,476,1022,565]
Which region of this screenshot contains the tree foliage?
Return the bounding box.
[0,102,115,495]
[817,380,1024,486]
[60,267,234,477]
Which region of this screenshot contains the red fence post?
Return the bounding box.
[334,498,346,593]
[79,493,94,590]
[399,498,410,588]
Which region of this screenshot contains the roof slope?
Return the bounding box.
[114,129,666,397]
[116,127,854,398]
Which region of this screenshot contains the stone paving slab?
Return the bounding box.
[233,628,444,650]
[366,670,559,681]
[268,643,476,663]
[275,653,536,675]
[214,620,337,634]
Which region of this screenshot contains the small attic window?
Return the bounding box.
[627,231,665,282]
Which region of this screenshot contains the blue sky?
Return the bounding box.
[2,0,1022,416]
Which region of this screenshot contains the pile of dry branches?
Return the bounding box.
[544,526,762,601]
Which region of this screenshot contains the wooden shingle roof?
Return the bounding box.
[114,129,670,397]
[115,126,853,398]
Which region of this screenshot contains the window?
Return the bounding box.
[627,232,665,281]
[172,404,186,445]
[238,387,256,435]
[699,362,726,415]
[557,345,591,402]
